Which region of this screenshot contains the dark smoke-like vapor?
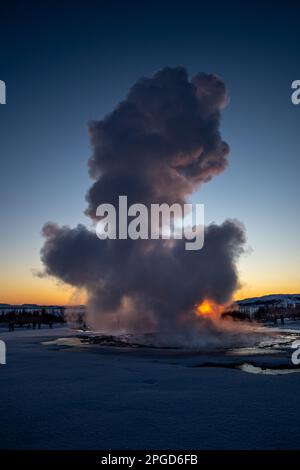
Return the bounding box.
[86,67,229,216]
[41,67,246,337]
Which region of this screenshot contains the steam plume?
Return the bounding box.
[41,67,246,336]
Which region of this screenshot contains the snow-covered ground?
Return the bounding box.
[1,325,300,449]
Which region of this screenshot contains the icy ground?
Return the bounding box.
[1,325,300,449]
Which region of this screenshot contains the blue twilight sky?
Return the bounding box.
[0,0,299,303]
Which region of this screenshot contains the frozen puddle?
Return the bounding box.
[41,337,84,347]
[238,363,300,375]
[192,361,300,375]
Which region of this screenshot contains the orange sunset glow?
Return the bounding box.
[196,298,225,317]
[0,269,299,307]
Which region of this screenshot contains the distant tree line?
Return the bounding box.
[0,309,65,331]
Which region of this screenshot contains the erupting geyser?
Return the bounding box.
[41,67,250,345]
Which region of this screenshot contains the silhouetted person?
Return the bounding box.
[280,314,284,325]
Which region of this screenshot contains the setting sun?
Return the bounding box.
[196,299,224,317]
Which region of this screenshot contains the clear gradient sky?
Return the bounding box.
[0,0,299,304]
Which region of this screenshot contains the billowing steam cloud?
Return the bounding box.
[41,67,246,336]
[86,67,229,216]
